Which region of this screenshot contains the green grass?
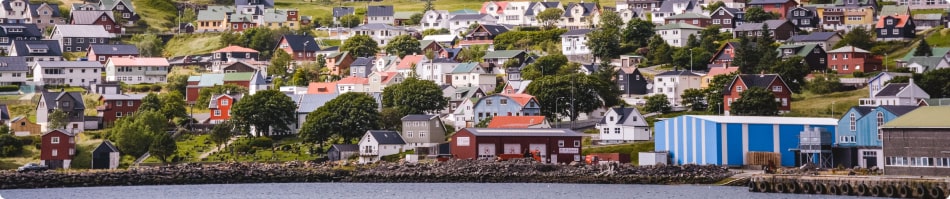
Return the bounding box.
[786,88,867,118]
[925,27,950,47]
[583,142,655,166]
[320,39,341,47]
[911,9,946,15]
[142,134,215,163]
[163,33,226,57]
[645,111,711,128]
[276,0,614,21]
[206,136,320,162]
[0,95,22,101]
[0,145,40,170]
[132,0,177,32]
[46,87,86,92]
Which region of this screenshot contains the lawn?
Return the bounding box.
[206,136,320,162]
[132,0,177,32]
[925,27,950,47]
[143,133,216,163]
[786,88,867,118]
[583,141,655,166]
[0,144,40,170]
[163,33,226,57]
[275,0,615,21]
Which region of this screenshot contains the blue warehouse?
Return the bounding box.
[654,115,837,167]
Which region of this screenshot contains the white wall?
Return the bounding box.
[34,66,101,86]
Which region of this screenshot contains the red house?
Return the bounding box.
[275,35,320,62]
[70,10,122,33]
[41,129,76,169]
[723,74,792,115]
[208,93,243,124]
[450,128,583,164]
[747,0,798,19]
[96,94,146,128]
[709,42,748,68]
[826,46,882,74]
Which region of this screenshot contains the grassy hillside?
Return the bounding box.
[163,33,225,57]
[786,88,867,118]
[275,0,616,21]
[133,0,178,32]
[583,142,655,166]
[925,27,950,47]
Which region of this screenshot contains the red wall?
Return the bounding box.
[723,78,792,112]
[450,129,583,164]
[99,99,141,127]
[828,52,882,74]
[209,95,235,122]
[41,131,74,161]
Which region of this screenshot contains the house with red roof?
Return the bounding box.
[709,42,747,68]
[212,45,260,66]
[307,82,338,94]
[326,52,355,76]
[368,71,404,93]
[396,54,425,77]
[479,1,509,20]
[336,76,368,93]
[472,94,541,124]
[487,116,550,128]
[105,57,170,84]
[876,15,916,41]
[701,67,739,89]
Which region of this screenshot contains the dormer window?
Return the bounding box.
[101,16,107,21]
[886,19,893,25]
[118,5,124,10]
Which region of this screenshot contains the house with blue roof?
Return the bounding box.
[835,105,919,168]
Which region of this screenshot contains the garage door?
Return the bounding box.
[478,144,496,159]
[503,144,521,154]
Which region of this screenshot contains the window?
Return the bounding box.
[52,149,58,157]
[886,19,893,25]
[222,99,229,106]
[573,140,580,147]
[51,137,60,144]
[486,99,493,105]
[602,128,609,134]
[214,110,221,116]
[877,112,885,127]
[782,98,788,106]
[849,113,856,131]
[614,128,620,134]
[724,19,731,24]
[407,131,413,138]
[772,86,783,92]
[736,86,743,92]
[558,140,565,147]
[127,101,133,106]
[116,112,123,117]
[419,131,426,138]
[500,99,508,105]
[893,29,899,35]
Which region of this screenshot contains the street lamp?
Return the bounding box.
[689,48,693,72]
[556,97,566,128]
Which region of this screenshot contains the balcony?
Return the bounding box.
[145,70,167,76]
[360,151,378,156]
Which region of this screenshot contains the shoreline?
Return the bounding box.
[0,160,731,190]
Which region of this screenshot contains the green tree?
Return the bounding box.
[732,37,760,73]
[138,93,162,112]
[422,28,450,36]
[197,84,248,109]
[730,87,780,116]
[340,14,362,28]
[166,74,189,95]
[647,35,672,65]
[525,74,608,122]
[704,72,739,114]
[755,24,778,72]
[209,120,234,150]
[919,68,950,98]
[686,34,700,48]
[644,94,672,113]
[159,91,188,120]
[833,26,874,50]
[291,68,310,86]
[384,35,422,58]
[588,11,623,62]
[0,134,23,157]
[129,34,164,57]
[341,34,379,57]
[699,25,724,53]
[407,13,423,26]
[112,110,165,158]
[268,50,292,77]
[521,54,569,80]
[914,39,933,57]
[379,108,404,131]
[458,44,488,62]
[672,47,712,71]
[299,92,380,145]
[537,8,564,29]
[703,1,726,12]
[594,60,622,108]
[48,109,69,130]
[475,116,492,128]
[149,132,177,164]
[0,124,8,135]
[770,56,810,93]
[807,74,842,94]
[219,31,239,46]
[231,90,298,136]
[382,78,449,115]
[621,18,655,48]
[745,7,778,23]
[681,88,706,111]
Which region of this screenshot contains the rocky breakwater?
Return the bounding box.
[345,159,732,184]
[0,162,348,189]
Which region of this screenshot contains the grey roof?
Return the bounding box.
[849,106,875,116]
[734,20,790,32]
[70,10,114,24]
[351,57,374,67]
[89,44,140,55]
[658,0,694,13]
[53,25,114,38]
[562,29,592,36]
[914,14,944,20]
[333,7,355,18]
[462,128,584,137]
[197,6,233,21]
[0,57,29,71]
[0,104,8,121]
[0,24,42,37]
[33,61,103,69]
[366,5,394,17]
[208,93,243,109]
[29,3,62,17]
[656,70,700,76]
[738,74,781,89]
[353,23,403,30]
[367,130,406,145]
[11,40,62,57]
[749,0,793,4]
[788,32,839,42]
[281,35,320,51]
[331,144,358,152]
[581,63,598,73]
[828,46,870,53]
[234,0,274,7]
[448,14,490,21]
[907,57,945,72]
[96,140,119,152]
[401,114,437,121]
[563,2,598,17]
[878,105,919,116]
[289,93,341,113]
[100,93,147,101]
[477,24,510,36]
[599,107,638,124]
[41,91,85,110]
[875,83,909,97]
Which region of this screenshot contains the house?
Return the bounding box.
[479,1,508,20]
[561,29,592,56]
[195,6,233,32]
[351,23,409,46]
[69,10,121,33]
[40,129,76,169]
[876,15,916,41]
[472,94,541,124]
[867,72,912,97]
[655,115,837,167]
[367,71,404,93]
[0,57,29,86]
[709,7,745,32]
[365,5,395,25]
[787,32,842,50]
[286,93,337,132]
[395,55,424,77]
[896,0,949,10]
[49,24,115,52]
[8,116,40,136]
[664,13,711,27]
[185,72,263,103]
[450,62,496,92]
[423,34,458,48]
[618,67,649,95]
[483,50,528,73]
[32,61,102,87]
[834,105,918,169]
[401,115,446,149]
[561,2,600,30]
[0,0,30,23]
[913,14,944,30]
[332,7,354,24]
[335,76,367,93]
[487,116,550,128]
[447,14,497,37]
[817,2,876,31]
[746,0,798,19]
[212,45,260,65]
[218,61,263,73]
[415,58,460,85]
[596,107,650,144]
[617,7,648,24]
[208,93,242,124]
[617,0,664,11]
[87,44,139,64]
[105,57,170,84]
[9,40,63,63]
[96,93,146,128]
[879,106,950,176]
[733,20,799,41]
[655,23,703,47]
[235,0,274,8]
[524,1,564,27]
[448,86,486,129]
[91,141,119,169]
[826,46,882,74]
[899,47,950,67]
[0,23,43,53]
[349,57,374,78]
[95,0,138,24]
[723,74,793,115]
[777,44,827,71]
[858,79,929,107]
[459,24,509,48]
[701,67,738,89]
[26,2,66,30]
[879,5,911,17]
[709,42,746,68]
[904,57,950,73]
[328,144,358,162]
[275,34,320,62]
[653,70,701,107]
[37,91,86,132]
[652,0,701,25]
[325,52,355,76]
[500,78,531,95]
[419,40,445,56]
[786,6,819,30]
[358,130,406,163]
[492,1,530,26]
[450,128,584,164]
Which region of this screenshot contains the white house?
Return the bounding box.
[561,29,592,56]
[655,23,703,47]
[450,62,496,92]
[652,0,701,24]
[421,10,450,30]
[415,58,460,85]
[867,72,912,97]
[479,1,506,20]
[595,107,651,144]
[496,1,531,26]
[32,61,103,87]
[653,70,701,107]
[366,5,395,25]
[618,8,648,25]
[105,57,170,84]
[0,57,29,86]
[448,14,497,37]
[358,130,406,163]
[904,57,949,73]
[350,24,409,47]
[858,79,930,107]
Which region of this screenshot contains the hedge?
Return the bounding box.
[0,85,18,92]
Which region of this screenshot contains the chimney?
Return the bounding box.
[760,71,765,77]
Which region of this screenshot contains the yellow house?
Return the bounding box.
[842,6,875,26]
[196,6,233,32]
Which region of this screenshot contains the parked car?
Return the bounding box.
[17,163,48,173]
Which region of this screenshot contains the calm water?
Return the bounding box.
[0,183,860,199]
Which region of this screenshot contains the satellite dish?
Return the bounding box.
[646,83,653,89]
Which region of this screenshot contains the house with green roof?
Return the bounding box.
[880,106,950,176]
[185,71,266,104]
[655,23,703,47]
[899,47,950,73]
[777,44,827,71]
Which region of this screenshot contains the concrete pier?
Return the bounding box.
[748,174,948,198]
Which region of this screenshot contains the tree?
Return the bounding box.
[834,26,874,50]
[138,93,161,112]
[424,0,434,11]
[686,34,700,48]
[129,34,164,57]
[231,90,298,136]
[48,109,69,130]
[914,39,934,57]
[384,35,422,58]
[621,18,655,48]
[340,14,362,28]
[919,68,950,98]
[681,88,706,111]
[0,134,23,157]
[382,78,449,115]
[593,60,622,108]
[159,91,188,120]
[672,47,712,71]
[197,84,248,109]
[703,1,726,12]
[341,34,379,57]
[730,87,780,116]
[299,92,380,144]
[745,7,778,23]
[699,25,724,53]
[755,24,778,72]
[705,72,738,114]
[525,74,608,122]
[806,74,842,94]
[0,124,8,135]
[379,108,403,131]
[770,56,810,93]
[643,94,672,113]
[521,54,569,80]
[291,68,310,86]
[732,37,760,73]
[112,110,165,158]
[458,44,488,62]
[422,28,450,36]
[475,116,492,128]
[166,74,189,95]
[588,11,623,62]
[537,8,564,29]
[647,35,672,65]
[268,50,292,77]
[209,120,234,150]
[149,132,177,164]
[407,13,423,26]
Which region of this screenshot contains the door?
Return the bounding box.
[863,150,878,168]
[551,154,558,163]
[478,144,495,160]
[529,144,546,162]
[503,144,520,155]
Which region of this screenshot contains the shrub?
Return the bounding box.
[248,136,274,148]
[0,85,19,92]
[852,71,866,78]
[150,85,162,92]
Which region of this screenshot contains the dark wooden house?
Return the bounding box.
[91,141,119,169]
[876,15,916,41]
[618,67,649,95]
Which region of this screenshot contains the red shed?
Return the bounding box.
[450,128,584,164]
[41,129,76,169]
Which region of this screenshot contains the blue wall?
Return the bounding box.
[726,123,743,165]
